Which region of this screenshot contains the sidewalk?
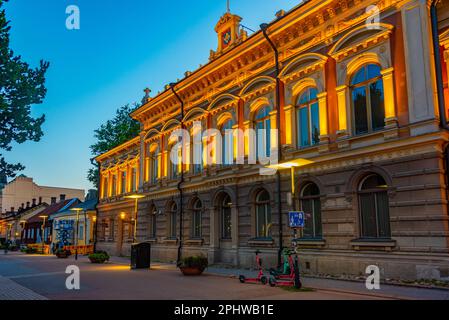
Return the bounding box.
[107,256,449,300]
[0,275,47,300]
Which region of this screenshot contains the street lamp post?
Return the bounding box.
[70,208,83,260]
[20,220,27,244]
[39,216,47,255]
[124,194,145,243]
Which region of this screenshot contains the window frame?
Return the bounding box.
[255,190,272,239]
[299,183,323,239]
[295,87,320,148]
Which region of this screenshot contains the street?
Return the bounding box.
[0,253,448,300]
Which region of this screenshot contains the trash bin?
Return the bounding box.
[131,242,151,270]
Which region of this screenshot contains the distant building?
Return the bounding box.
[0,175,85,215]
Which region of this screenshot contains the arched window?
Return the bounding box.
[169,203,178,239]
[255,190,272,238]
[191,199,202,239]
[192,134,203,175]
[358,174,391,239]
[221,194,232,239]
[254,106,271,158]
[351,64,385,135]
[150,147,159,184]
[149,206,157,239]
[111,175,117,196]
[296,87,320,148]
[220,119,234,166]
[300,183,322,239]
[169,144,181,180]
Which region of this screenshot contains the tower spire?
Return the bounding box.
[227,0,230,13]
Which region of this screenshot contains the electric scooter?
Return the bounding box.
[269,248,294,280]
[239,250,269,285]
[269,234,302,288]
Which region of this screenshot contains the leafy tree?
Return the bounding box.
[0,0,49,178]
[88,104,141,188]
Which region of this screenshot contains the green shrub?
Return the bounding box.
[88,251,110,263]
[179,255,208,270]
[25,247,37,254]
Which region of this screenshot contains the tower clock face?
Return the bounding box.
[222,29,232,47]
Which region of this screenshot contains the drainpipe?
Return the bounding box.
[430,1,449,230]
[170,83,185,267]
[90,157,100,253]
[261,23,284,268]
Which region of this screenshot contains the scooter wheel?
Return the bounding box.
[239,275,246,283]
[260,276,268,285]
[269,278,276,287]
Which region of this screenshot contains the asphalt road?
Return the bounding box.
[0,253,385,300]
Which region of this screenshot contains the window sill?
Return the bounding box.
[144,238,157,244]
[185,239,204,246]
[350,239,396,252]
[248,238,274,247]
[162,238,178,245]
[294,238,326,248]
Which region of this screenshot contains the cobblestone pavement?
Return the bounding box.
[0,275,47,300]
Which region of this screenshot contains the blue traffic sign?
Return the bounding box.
[289,211,305,228]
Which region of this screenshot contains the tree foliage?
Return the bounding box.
[0,0,49,177]
[88,104,141,188]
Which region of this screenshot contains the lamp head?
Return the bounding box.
[260,23,269,31]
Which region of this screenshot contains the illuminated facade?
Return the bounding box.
[96,0,449,280]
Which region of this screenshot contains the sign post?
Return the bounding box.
[288,211,304,289]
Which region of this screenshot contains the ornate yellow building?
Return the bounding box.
[96,0,449,280]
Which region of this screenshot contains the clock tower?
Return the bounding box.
[209,7,247,61]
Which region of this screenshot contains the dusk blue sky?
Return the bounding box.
[4,0,300,193]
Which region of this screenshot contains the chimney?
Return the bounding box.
[26,202,30,208]
[11,207,14,212]
[39,197,42,205]
[21,203,24,209]
[60,194,66,202]
[51,197,56,205]
[32,198,36,206]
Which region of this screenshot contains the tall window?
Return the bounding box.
[255,106,271,158]
[192,138,203,175]
[351,64,385,135]
[296,87,320,148]
[221,119,234,166]
[150,148,159,184]
[103,178,108,198]
[131,168,137,192]
[221,194,232,239]
[358,174,391,239]
[255,190,272,238]
[121,171,127,194]
[191,199,202,239]
[111,175,117,197]
[170,145,181,180]
[300,183,322,239]
[169,203,178,239]
[149,206,157,238]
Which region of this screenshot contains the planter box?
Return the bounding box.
[180,267,205,276]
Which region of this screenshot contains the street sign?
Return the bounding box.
[289,211,305,228]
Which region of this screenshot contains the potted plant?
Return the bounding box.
[179,255,208,276]
[25,247,37,254]
[88,251,110,264]
[55,248,72,259]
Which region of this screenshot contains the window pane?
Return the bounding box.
[222,206,232,239]
[370,80,385,131]
[313,198,322,237]
[265,204,272,237]
[367,64,381,79]
[265,118,271,157]
[311,102,320,145]
[351,68,366,85]
[256,205,265,237]
[376,192,391,238]
[359,193,378,238]
[353,87,368,134]
[299,107,310,147]
[302,199,314,238]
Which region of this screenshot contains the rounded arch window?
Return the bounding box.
[149,205,157,239]
[255,190,272,238]
[220,194,232,239]
[149,145,160,185]
[350,64,385,135]
[220,118,234,166]
[358,174,391,239]
[169,202,178,238]
[254,106,271,158]
[296,87,320,148]
[192,199,202,239]
[300,183,322,239]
